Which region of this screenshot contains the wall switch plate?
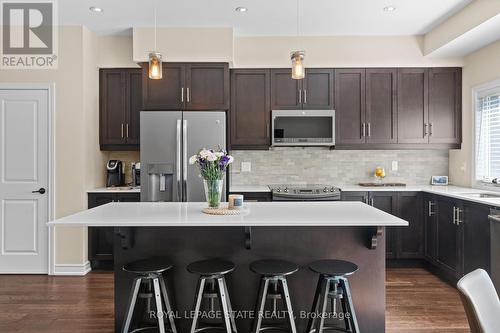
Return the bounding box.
[241,162,252,173]
[391,161,398,171]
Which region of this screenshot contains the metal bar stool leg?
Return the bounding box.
[341,278,360,333]
[307,277,323,333]
[314,277,331,333]
[339,290,351,331]
[279,277,297,333]
[153,277,166,333]
[159,275,177,333]
[190,277,206,333]
[221,278,238,333]
[217,277,233,333]
[123,277,142,333]
[252,277,270,333]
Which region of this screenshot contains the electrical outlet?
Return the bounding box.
[391,161,398,171]
[241,162,252,173]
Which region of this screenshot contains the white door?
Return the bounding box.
[0,89,49,273]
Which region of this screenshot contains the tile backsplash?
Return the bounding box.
[230,148,449,186]
[107,151,140,185]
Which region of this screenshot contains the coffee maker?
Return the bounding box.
[106,160,124,187]
[132,162,141,187]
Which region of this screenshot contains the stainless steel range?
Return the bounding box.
[269,184,341,201]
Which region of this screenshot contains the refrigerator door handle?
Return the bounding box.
[183,119,188,201]
[176,119,182,202]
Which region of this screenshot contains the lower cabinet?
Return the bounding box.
[229,192,272,202]
[462,202,491,275]
[341,191,422,259]
[88,192,140,269]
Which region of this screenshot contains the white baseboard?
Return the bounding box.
[53,261,91,276]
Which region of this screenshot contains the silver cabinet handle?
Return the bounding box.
[429,123,433,136]
[428,201,435,216]
[303,89,307,104]
[182,119,188,201]
[298,89,302,104]
[176,119,182,202]
[424,123,428,136]
[456,208,463,225]
[370,197,374,206]
[452,206,457,225]
[121,123,124,138]
[362,123,366,137]
[187,88,190,103]
[181,87,184,103]
[367,122,371,137]
[126,123,129,138]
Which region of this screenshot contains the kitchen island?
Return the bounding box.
[49,201,408,333]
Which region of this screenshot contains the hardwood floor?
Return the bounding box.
[0,268,469,332]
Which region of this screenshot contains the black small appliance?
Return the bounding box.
[132,162,141,187]
[106,160,124,187]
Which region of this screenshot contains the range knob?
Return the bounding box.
[284,188,288,193]
[276,188,281,192]
[323,187,328,193]
[330,187,335,192]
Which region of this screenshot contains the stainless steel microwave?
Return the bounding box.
[271,110,335,147]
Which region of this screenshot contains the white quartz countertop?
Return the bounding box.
[87,187,140,193]
[48,201,408,227]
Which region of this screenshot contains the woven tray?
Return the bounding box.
[202,207,249,215]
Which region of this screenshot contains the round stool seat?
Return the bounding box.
[122,257,173,274]
[187,259,235,276]
[250,259,299,276]
[309,259,358,277]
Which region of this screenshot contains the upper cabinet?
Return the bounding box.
[99,68,142,150]
[335,68,366,145]
[230,69,271,149]
[142,62,229,111]
[428,68,461,145]
[271,69,334,110]
[397,68,429,144]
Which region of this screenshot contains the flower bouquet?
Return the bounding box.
[189,148,234,208]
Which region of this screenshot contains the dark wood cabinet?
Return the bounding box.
[271,68,333,110]
[142,62,229,111]
[230,69,271,149]
[365,69,397,144]
[368,192,398,258]
[396,192,423,258]
[335,69,366,145]
[88,192,140,269]
[229,192,272,202]
[100,68,142,150]
[463,202,491,275]
[397,68,428,144]
[435,195,463,278]
[428,68,461,145]
[302,69,334,109]
[341,191,368,203]
[142,63,185,110]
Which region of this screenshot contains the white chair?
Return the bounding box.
[457,269,500,333]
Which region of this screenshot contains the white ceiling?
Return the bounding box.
[59,0,472,36]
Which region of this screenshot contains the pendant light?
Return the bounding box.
[291,0,305,79]
[148,4,162,80]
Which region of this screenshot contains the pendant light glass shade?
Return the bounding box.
[291,51,305,80]
[148,52,162,80]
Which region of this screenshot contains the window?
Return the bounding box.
[475,86,500,182]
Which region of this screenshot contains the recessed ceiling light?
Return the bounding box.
[235,7,247,13]
[383,6,396,12]
[89,6,103,13]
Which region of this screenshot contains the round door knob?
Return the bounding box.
[32,188,46,194]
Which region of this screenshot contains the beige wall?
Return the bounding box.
[99,35,139,68]
[234,36,463,68]
[449,40,500,186]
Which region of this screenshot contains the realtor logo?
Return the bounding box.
[1,0,58,69]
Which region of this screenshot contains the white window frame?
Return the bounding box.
[472,78,500,191]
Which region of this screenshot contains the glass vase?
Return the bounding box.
[203,179,224,208]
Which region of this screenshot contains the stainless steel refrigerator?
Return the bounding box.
[140,111,226,202]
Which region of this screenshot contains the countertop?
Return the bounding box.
[87,187,140,193]
[48,201,408,227]
[230,185,500,207]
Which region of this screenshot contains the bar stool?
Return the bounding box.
[250,259,299,333]
[306,259,360,333]
[187,259,237,333]
[122,257,177,333]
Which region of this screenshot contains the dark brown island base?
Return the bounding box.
[48,202,408,333]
